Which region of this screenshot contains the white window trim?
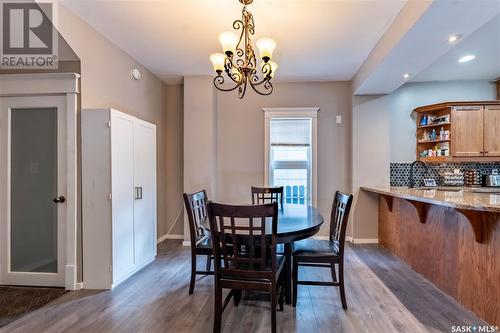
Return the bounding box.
[263,107,319,207]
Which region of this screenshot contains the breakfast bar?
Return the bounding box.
[361,186,500,326]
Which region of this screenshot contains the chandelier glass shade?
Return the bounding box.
[209,0,277,99]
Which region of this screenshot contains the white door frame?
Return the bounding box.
[0,73,80,290]
[0,95,67,286]
[263,107,319,207]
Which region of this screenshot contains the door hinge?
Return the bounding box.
[107,121,111,128]
[108,193,112,200]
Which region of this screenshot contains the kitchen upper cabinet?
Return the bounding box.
[484,105,500,157]
[452,106,484,157]
[415,101,500,162]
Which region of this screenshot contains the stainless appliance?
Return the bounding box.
[483,174,500,187]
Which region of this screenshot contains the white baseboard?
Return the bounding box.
[311,235,329,240]
[311,235,377,244]
[178,236,377,247]
[65,264,78,290]
[157,234,184,243]
[352,238,379,244]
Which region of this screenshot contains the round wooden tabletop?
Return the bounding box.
[202,204,324,244]
[276,204,324,243]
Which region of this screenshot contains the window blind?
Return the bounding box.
[270,119,311,146]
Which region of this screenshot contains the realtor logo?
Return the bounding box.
[1,0,58,69]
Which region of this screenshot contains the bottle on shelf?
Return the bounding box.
[440,127,444,140]
[420,114,428,126]
[431,128,437,141]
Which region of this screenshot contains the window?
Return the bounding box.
[264,108,318,206]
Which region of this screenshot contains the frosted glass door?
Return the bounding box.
[11,108,58,273]
[0,96,66,287]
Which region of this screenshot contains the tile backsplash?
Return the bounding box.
[390,162,500,187]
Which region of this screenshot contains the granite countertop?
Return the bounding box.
[361,186,500,213]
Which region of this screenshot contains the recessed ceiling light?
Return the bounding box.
[448,34,460,43]
[458,55,475,63]
[403,73,411,79]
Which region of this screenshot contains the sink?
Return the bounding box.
[471,188,500,194]
[412,187,463,192]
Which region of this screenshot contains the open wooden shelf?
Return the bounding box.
[417,122,451,129]
[417,139,451,144]
[415,101,500,162]
[417,156,452,163]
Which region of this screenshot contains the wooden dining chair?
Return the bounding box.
[292,191,353,309]
[251,186,284,207]
[207,202,285,333]
[183,190,214,294]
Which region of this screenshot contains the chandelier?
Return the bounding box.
[209,0,278,99]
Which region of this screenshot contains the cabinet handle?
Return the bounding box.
[134,187,139,200]
[139,187,143,199]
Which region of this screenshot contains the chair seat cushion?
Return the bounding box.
[195,235,212,254]
[292,239,339,258]
[221,254,285,282]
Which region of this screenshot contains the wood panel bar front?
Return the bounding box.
[378,196,500,325]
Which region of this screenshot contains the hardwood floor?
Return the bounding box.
[1,241,486,333]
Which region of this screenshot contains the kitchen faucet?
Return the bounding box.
[409,160,429,188]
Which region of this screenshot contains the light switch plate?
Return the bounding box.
[336,115,342,124]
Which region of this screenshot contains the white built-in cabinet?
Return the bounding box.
[82,109,157,289]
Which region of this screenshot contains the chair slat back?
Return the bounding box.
[183,190,209,245]
[329,191,354,255]
[251,186,284,207]
[208,202,278,277]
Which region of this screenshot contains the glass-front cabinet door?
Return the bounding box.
[0,96,66,287]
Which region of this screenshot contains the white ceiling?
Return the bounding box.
[61,0,406,83]
[353,0,500,94]
[412,14,500,82]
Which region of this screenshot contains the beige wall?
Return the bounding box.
[351,95,391,240]
[164,84,184,237]
[215,81,352,237]
[58,6,170,239]
[183,76,218,241]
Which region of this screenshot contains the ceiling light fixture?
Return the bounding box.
[448,34,460,43]
[209,0,277,98]
[458,55,475,63]
[403,73,411,79]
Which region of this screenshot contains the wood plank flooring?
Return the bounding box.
[1,241,486,333]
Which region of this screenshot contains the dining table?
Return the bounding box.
[205,203,324,305]
[275,204,324,304]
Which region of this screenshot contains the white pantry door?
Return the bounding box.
[0,96,67,287]
[110,111,136,284]
[133,120,157,267]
